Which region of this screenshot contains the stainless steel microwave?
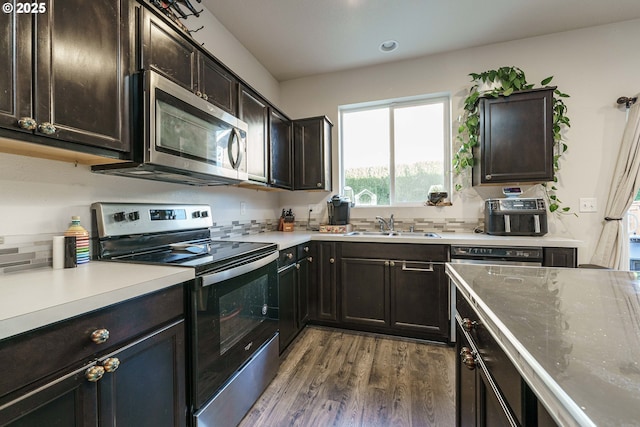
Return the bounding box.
[93,70,248,186]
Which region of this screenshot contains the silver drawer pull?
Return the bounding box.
[401,261,434,272]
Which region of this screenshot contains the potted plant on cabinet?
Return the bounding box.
[452,66,572,214]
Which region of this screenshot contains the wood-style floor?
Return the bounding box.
[239,326,455,427]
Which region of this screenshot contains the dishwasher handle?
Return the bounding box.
[400,261,437,272]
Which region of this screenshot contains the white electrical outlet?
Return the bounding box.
[579,198,597,213]
[240,202,246,215]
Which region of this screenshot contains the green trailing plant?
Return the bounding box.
[452,66,572,214]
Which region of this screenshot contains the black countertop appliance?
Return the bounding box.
[327,195,351,225]
[484,197,548,236]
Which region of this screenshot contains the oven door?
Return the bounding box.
[190,251,278,409]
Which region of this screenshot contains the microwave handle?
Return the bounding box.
[228,128,243,170]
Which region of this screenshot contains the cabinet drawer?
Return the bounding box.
[297,243,312,260]
[340,242,449,261]
[279,247,297,268]
[456,292,524,424]
[0,284,184,399]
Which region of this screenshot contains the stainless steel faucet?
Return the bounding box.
[375,214,394,231]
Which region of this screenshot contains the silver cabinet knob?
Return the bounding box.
[102,357,120,373]
[90,329,110,344]
[38,122,56,135]
[85,365,105,382]
[18,117,37,131]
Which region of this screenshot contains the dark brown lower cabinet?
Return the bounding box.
[278,244,313,353]
[456,293,558,427]
[278,262,297,353]
[341,258,389,327]
[311,242,339,324]
[390,260,448,338]
[0,286,187,427]
[0,321,186,427]
[336,243,449,342]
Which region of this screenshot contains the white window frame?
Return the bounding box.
[339,93,451,207]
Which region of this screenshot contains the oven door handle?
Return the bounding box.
[201,251,278,287]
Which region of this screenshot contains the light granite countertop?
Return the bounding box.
[0,262,194,341]
[447,263,640,427]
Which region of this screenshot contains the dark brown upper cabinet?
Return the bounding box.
[141,7,197,91]
[293,116,332,191]
[473,87,555,185]
[198,54,238,115]
[238,85,269,184]
[141,9,238,115]
[0,0,133,153]
[270,109,293,189]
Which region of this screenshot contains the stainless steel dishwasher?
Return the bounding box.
[448,246,544,341]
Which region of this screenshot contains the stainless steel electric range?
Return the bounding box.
[91,202,279,427]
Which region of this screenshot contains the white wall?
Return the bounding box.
[279,19,640,264]
[0,153,280,236]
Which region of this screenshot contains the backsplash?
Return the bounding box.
[348,217,483,233]
[0,234,57,274]
[0,220,280,274]
[0,216,481,274]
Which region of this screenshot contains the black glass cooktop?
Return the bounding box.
[113,240,277,275]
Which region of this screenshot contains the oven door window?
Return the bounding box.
[219,274,270,354]
[155,89,243,169]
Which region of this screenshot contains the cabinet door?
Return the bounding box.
[341,258,389,327]
[474,88,554,185]
[198,55,237,114]
[239,86,269,183]
[456,325,477,427]
[0,11,31,133]
[34,0,132,151]
[0,365,97,426]
[390,261,448,339]
[293,116,332,190]
[477,368,516,427]
[142,8,197,91]
[98,320,187,427]
[270,109,293,189]
[278,264,298,353]
[312,242,338,323]
[297,256,310,327]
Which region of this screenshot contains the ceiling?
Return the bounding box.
[200,0,640,82]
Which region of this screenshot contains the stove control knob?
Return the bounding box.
[128,211,140,221]
[192,211,201,218]
[113,212,126,222]
[200,211,209,218]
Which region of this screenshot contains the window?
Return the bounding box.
[340,95,450,206]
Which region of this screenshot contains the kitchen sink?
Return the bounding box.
[344,231,440,238]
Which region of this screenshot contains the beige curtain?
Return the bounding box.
[591,99,640,269]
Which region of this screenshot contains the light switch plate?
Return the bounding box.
[579,198,597,213]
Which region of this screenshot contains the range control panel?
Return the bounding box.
[91,202,213,238]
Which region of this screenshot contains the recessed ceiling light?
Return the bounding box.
[379,40,399,53]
